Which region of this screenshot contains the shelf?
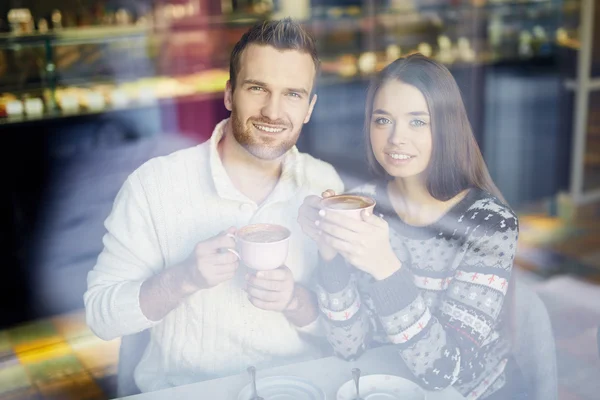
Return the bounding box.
[0,91,223,127]
[0,1,571,48]
[0,0,576,128]
[0,51,562,128]
[0,13,262,48]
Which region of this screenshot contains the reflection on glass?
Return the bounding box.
[584,91,600,191]
[591,0,600,77]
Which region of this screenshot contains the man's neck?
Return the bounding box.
[217,122,284,205]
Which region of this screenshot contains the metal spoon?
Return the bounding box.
[247,366,263,400]
[352,368,364,400]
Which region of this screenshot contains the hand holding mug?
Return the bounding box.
[245,266,296,312]
[183,228,239,292]
[297,189,338,260]
[318,200,401,281]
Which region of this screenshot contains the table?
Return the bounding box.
[120,345,467,400]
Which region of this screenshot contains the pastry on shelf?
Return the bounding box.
[108,89,130,108]
[90,84,130,108]
[79,89,106,111]
[120,80,158,104]
[185,69,229,93]
[418,42,433,58]
[457,37,475,63]
[0,93,23,117]
[358,52,377,75]
[153,77,196,98]
[24,97,44,116]
[386,44,401,63]
[436,35,455,64]
[337,54,358,78]
[55,87,81,113]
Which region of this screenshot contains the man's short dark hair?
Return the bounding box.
[229,18,320,91]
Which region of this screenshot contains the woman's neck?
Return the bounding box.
[387,177,468,227]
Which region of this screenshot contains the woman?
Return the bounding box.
[298,54,527,399]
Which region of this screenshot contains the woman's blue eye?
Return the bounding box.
[410,119,426,127]
[374,117,392,125]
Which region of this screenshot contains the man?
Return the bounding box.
[84,19,343,393]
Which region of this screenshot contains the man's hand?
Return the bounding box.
[246,266,320,327]
[245,266,295,312]
[140,228,239,321]
[183,228,240,293]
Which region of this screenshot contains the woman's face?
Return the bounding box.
[369,80,433,181]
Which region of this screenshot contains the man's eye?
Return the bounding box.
[288,92,301,99]
[249,86,265,92]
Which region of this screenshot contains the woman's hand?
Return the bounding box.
[317,209,401,280]
[297,189,338,261]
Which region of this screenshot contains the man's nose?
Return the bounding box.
[261,95,283,121]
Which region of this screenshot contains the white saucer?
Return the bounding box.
[237,375,326,400]
[336,374,426,400]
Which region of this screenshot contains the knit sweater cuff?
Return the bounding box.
[115,279,161,333]
[317,254,352,293]
[367,267,419,316]
[294,314,325,337]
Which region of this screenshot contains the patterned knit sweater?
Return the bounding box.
[316,182,519,400]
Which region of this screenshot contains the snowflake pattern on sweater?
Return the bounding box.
[316,182,518,400]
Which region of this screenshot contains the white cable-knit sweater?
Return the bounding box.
[84,119,344,392]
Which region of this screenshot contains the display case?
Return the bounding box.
[0,1,578,128]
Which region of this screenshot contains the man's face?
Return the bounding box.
[224,44,317,160]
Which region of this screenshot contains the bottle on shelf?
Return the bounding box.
[532,25,551,56]
[488,14,503,57]
[437,35,455,64]
[51,10,63,30]
[37,18,49,33]
[518,30,534,58]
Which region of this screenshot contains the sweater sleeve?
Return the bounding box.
[295,164,345,337]
[366,217,518,391]
[84,173,165,341]
[315,254,372,360]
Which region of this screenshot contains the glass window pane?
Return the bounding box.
[583,91,600,191]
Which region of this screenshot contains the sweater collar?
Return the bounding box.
[208,118,304,204]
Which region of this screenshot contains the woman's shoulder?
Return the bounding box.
[461,188,519,235]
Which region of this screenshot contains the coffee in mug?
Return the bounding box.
[321,194,376,219]
[237,226,289,243]
[228,224,290,271]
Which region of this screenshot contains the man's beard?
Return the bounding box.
[231,108,298,160]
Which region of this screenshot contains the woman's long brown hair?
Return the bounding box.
[364,53,516,347]
[365,54,506,203]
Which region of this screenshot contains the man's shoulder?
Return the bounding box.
[298,152,337,177]
[132,142,208,183]
[297,151,344,192]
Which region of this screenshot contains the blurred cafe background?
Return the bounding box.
[0,0,599,399]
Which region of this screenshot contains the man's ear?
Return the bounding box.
[303,94,318,124]
[224,80,233,111]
